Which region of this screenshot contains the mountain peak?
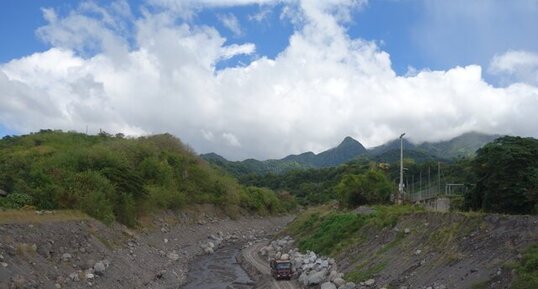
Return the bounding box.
[339,136,360,146]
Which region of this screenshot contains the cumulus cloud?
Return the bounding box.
[489,50,538,85]
[1,0,538,160]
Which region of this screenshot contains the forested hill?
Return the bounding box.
[0,130,294,226]
[201,136,368,176]
[202,132,498,177]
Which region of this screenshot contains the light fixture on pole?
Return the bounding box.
[398,132,406,204]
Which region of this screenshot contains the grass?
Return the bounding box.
[345,261,387,283]
[0,209,89,224]
[285,204,424,256]
[511,244,538,289]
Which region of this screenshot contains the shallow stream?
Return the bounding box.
[181,246,254,289]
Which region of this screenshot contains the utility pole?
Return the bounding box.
[419,171,422,191]
[419,170,422,201]
[398,133,406,204]
[437,161,441,196]
[428,166,431,195]
[412,175,415,195]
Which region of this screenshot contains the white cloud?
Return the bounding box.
[489,50,538,85]
[1,0,538,161]
[222,132,241,147]
[248,6,272,22]
[218,13,243,37]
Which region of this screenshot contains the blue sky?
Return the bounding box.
[1,0,538,159]
[3,1,537,75]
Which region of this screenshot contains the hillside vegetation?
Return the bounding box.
[0,130,295,226]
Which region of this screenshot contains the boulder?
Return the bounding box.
[364,278,375,286]
[299,272,308,285]
[321,281,337,289]
[333,277,346,287]
[307,269,328,285]
[329,270,338,281]
[93,261,106,276]
[339,282,356,289]
[61,253,72,262]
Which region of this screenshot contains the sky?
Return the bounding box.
[1,0,538,160]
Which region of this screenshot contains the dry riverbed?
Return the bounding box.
[0,207,293,289]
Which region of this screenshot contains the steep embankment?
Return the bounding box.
[285,206,538,289]
[0,207,292,289]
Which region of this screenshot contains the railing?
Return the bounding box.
[404,184,465,203]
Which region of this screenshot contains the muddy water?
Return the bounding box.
[181,246,254,289]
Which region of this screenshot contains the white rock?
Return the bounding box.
[62,253,72,261]
[329,270,338,281]
[321,281,337,289]
[333,277,346,287]
[167,252,180,261]
[364,278,375,286]
[94,261,106,275]
[299,272,308,285]
[339,282,356,289]
[307,269,328,285]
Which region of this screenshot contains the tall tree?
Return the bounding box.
[467,136,538,214]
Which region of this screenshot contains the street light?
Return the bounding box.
[398,133,406,204]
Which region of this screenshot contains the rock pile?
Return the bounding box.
[259,236,359,289]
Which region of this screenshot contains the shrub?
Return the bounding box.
[0,193,33,209]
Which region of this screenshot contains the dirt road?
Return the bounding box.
[242,243,297,289]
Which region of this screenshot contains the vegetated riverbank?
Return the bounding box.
[284,205,538,289]
[0,205,293,289]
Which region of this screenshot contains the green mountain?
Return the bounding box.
[202,132,498,177]
[370,132,499,160]
[283,136,368,167]
[372,148,445,164]
[201,136,368,176]
[418,132,500,159]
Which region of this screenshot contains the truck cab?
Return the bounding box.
[270,259,292,280]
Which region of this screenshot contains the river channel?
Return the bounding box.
[181,246,254,289]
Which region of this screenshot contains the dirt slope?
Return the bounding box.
[335,212,538,289]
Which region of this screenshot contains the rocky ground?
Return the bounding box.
[0,206,293,289]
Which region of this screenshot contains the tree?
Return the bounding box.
[336,169,394,208]
[466,136,538,214]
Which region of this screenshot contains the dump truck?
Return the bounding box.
[270,259,292,280]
